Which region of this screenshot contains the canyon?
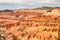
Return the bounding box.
[0,7,60,40]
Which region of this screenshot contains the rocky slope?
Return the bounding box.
[0,8,59,40]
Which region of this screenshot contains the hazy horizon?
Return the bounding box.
[0,0,60,10]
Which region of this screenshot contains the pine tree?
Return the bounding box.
[12,35,18,40]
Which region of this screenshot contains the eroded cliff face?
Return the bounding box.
[0,8,59,40]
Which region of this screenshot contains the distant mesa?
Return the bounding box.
[34,6,54,10]
[0,9,13,12]
[34,6,60,12]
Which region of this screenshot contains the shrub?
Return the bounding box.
[57,33,60,40]
[54,18,58,20]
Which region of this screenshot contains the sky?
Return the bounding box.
[0,0,60,10]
